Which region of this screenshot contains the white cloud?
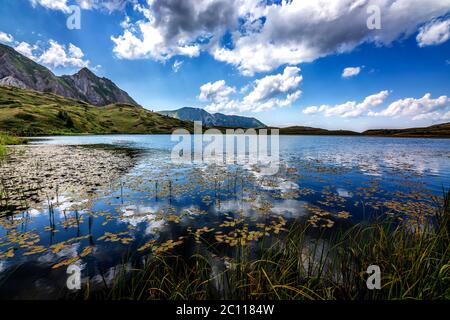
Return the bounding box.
[0,31,13,43]
[172,60,183,73]
[203,66,302,113]
[14,39,89,69]
[305,92,450,121]
[68,43,84,59]
[15,42,38,60]
[39,40,89,68]
[29,0,128,12]
[417,18,450,47]
[369,93,450,120]
[111,0,239,61]
[212,0,450,75]
[243,67,303,106]
[109,0,450,76]
[342,66,361,78]
[27,0,450,75]
[204,100,240,113]
[77,0,129,12]
[30,0,71,13]
[199,80,235,103]
[111,24,201,61]
[303,90,390,118]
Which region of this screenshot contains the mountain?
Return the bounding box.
[278,126,360,136]
[0,43,137,106]
[0,86,192,136]
[159,107,266,128]
[363,122,450,138]
[60,67,138,106]
[1,85,447,138]
[278,123,450,137]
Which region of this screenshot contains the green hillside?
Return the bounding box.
[0,86,193,136]
[278,126,359,136]
[363,123,450,138]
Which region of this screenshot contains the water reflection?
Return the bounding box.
[0,135,449,298]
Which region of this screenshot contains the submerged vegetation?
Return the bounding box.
[0,137,448,300]
[85,191,450,300]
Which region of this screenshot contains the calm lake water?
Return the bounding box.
[0,135,449,299]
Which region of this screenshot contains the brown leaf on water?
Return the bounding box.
[51,246,93,269]
[52,256,80,269]
[50,242,67,254]
[80,246,93,257]
[137,239,156,252]
[23,245,47,256]
[3,248,15,258]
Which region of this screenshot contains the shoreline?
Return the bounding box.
[0,144,139,217]
[18,132,450,140]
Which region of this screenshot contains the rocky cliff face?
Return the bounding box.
[60,68,138,106]
[0,76,27,89]
[0,43,137,106]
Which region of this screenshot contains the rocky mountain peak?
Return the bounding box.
[75,67,96,78]
[0,44,138,107]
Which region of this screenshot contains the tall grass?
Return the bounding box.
[0,132,25,146]
[86,191,450,300]
[0,132,26,158]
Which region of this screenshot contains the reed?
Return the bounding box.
[0,132,26,146]
[0,132,26,158]
[85,190,450,300]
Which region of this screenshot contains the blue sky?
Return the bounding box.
[0,0,449,132]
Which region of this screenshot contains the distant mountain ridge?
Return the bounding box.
[279,123,450,138]
[278,126,359,136]
[159,107,266,128]
[0,43,137,106]
[362,122,450,138]
[1,44,448,138]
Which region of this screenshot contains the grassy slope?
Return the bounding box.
[279,124,450,138]
[0,86,193,136]
[363,122,450,138]
[278,126,360,136]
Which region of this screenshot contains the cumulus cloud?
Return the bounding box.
[30,0,71,12]
[0,31,14,43]
[213,0,450,75]
[242,66,302,110]
[204,100,240,113]
[417,18,450,47]
[111,0,241,61]
[14,39,89,69]
[203,66,302,113]
[199,80,235,103]
[109,0,450,76]
[303,90,389,118]
[29,0,128,12]
[369,93,450,120]
[15,42,38,60]
[39,40,89,68]
[342,66,361,78]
